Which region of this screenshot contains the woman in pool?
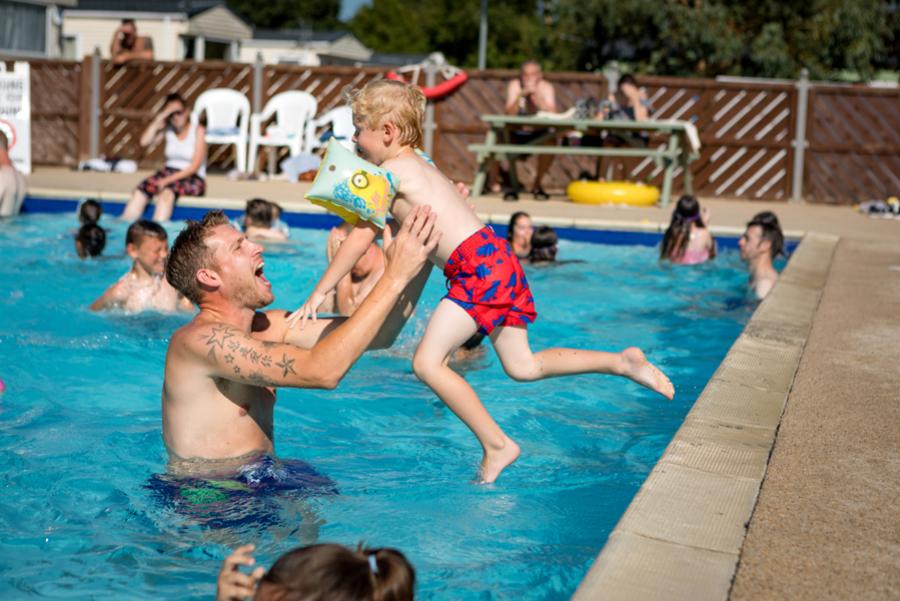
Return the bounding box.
[121,92,207,222]
[660,195,715,265]
[507,211,534,260]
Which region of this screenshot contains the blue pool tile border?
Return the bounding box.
[22,195,796,252]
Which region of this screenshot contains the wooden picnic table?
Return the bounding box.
[469,114,699,207]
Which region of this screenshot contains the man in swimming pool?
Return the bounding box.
[161,207,438,476]
[739,211,784,300]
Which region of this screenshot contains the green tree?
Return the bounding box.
[228,0,343,31]
[544,0,898,79]
[350,0,893,80]
[349,0,545,68]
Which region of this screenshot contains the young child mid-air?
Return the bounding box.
[290,80,674,483]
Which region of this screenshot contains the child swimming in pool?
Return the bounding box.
[660,195,716,265]
[217,542,415,601]
[290,80,674,483]
[91,219,193,313]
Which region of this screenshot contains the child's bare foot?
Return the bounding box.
[621,347,675,400]
[479,437,520,484]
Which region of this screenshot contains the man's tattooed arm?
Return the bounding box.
[191,323,337,389]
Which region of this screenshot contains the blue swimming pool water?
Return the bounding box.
[0,213,757,600]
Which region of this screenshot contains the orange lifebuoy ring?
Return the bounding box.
[386,70,468,100]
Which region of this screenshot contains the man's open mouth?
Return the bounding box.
[254,262,271,288]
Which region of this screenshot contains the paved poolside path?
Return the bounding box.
[728,236,900,601]
[24,167,900,597]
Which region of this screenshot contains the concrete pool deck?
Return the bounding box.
[22,167,900,599]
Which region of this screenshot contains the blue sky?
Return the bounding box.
[339,0,370,20]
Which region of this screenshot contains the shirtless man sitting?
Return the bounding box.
[91,219,193,313]
[161,207,438,476]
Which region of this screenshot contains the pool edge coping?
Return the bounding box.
[23,189,806,240]
[570,231,839,601]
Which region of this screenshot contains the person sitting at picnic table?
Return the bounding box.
[579,74,654,181]
[110,19,154,65]
[121,93,206,223]
[499,60,558,201]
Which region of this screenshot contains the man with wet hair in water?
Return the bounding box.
[739,211,784,300]
[91,219,192,313]
[160,207,438,476]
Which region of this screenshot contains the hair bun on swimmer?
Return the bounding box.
[305,139,397,230]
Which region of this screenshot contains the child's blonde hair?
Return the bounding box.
[348,80,426,149]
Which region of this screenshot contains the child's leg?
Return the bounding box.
[412,300,520,483]
[489,325,675,399]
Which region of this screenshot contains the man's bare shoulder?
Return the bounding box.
[169,318,240,362]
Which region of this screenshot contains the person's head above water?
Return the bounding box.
[740,210,784,263]
[76,223,106,258]
[166,210,272,308]
[79,200,102,225]
[660,195,706,261]
[507,211,533,258]
[529,225,558,264]
[254,543,415,601]
[348,80,425,164]
[245,198,275,229]
[126,219,169,277]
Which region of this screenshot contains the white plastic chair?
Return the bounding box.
[310,106,355,152]
[192,88,251,173]
[247,91,318,175]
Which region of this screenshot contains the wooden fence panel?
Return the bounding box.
[805,86,900,204]
[26,59,83,167]
[639,77,795,200]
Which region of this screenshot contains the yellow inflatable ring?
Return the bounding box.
[567,181,660,206]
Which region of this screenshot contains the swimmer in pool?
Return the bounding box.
[160,207,438,477]
[290,80,674,484]
[739,211,783,300]
[91,219,194,313]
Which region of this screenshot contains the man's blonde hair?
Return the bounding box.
[348,80,426,149]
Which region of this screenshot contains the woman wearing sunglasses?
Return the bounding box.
[122,92,207,222]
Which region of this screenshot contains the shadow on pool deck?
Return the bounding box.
[23,167,900,599]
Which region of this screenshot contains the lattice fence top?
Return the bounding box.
[11,57,900,203]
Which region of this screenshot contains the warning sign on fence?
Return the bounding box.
[0,62,31,174]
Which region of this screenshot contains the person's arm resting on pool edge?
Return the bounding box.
[189,207,439,389]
